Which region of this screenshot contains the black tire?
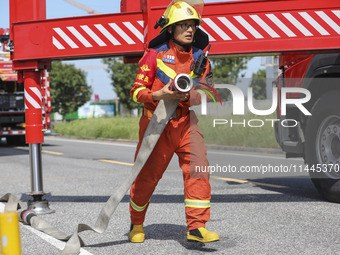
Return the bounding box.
[305,91,340,202]
[6,135,26,146]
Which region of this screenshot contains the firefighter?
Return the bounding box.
[129,0,219,243]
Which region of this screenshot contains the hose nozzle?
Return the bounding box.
[172,74,193,93]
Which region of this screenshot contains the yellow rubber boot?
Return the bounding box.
[129,224,145,243]
[187,227,219,243]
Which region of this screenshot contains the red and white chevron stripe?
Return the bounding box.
[201,9,340,42]
[25,87,42,109]
[42,70,51,112]
[53,21,144,50]
[51,9,339,51]
[0,131,25,135]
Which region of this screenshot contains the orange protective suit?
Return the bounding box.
[129,40,213,230]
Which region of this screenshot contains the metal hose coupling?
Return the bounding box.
[19,209,37,225]
[172,73,193,93]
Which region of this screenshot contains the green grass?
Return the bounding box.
[53,114,280,148]
[197,114,280,148]
[53,117,139,140]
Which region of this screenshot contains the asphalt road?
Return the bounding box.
[1,136,340,255]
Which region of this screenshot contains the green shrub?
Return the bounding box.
[54,114,280,148]
[54,118,139,140]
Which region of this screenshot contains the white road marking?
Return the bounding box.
[44,137,298,161]
[44,137,136,148]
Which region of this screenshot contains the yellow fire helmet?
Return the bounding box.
[151,0,208,50]
[156,0,204,31]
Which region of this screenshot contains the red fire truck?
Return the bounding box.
[0,28,51,146]
[0,28,26,145]
[276,52,340,202]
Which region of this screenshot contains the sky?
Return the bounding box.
[0,0,261,101]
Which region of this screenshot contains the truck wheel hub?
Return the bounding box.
[317,116,340,179]
[320,123,340,164]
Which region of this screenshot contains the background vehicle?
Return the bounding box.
[0,28,50,146]
[0,28,26,145]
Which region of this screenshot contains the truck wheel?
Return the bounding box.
[305,91,340,202]
[6,135,26,146]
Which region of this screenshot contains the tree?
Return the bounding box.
[250,69,266,100]
[104,57,139,111]
[210,57,251,100]
[49,62,92,120]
